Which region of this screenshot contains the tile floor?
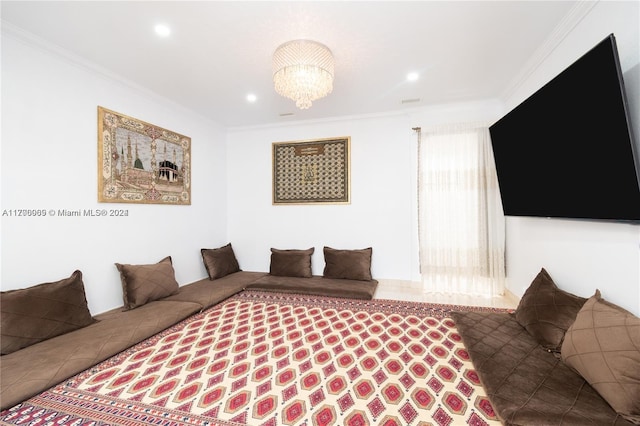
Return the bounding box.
[373,279,519,309]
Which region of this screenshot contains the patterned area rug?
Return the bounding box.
[0,292,510,426]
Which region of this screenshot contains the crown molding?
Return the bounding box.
[499,1,598,106]
[1,21,136,88]
[1,21,221,127]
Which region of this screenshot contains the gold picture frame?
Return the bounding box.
[272,136,350,205]
[98,106,191,205]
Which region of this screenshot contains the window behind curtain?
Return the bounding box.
[418,124,505,297]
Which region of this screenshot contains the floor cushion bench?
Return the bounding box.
[0,270,378,410]
[2,244,381,411]
[452,310,633,425]
[451,268,639,425]
[162,271,268,307]
[245,274,378,299]
[0,271,266,410]
[0,299,202,410]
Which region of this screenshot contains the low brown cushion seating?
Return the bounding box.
[1,245,379,412]
[245,245,377,299]
[0,268,269,411]
[323,246,373,281]
[115,256,180,310]
[514,268,587,352]
[451,269,634,425]
[201,243,241,279]
[452,310,632,425]
[0,268,373,411]
[269,247,314,278]
[162,271,268,309]
[561,290,640,424]
[1,270,95,355]
[0,299,202,410]
[245,275,378,299]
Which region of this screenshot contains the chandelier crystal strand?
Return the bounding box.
[273,40,334,109]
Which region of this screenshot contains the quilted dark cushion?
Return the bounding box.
[270,247,314,278]
[115,256,179,310]
[201,243,241,280]
[0,270,94,355]
[514,268,587,351]
[323,246,372,281]
[561,290,640,424]
[452,311,633,425]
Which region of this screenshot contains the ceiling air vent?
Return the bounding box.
[401,98,421,104]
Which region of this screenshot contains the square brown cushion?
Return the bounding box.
[201,243,241,280]
[561,290,640,424]
[514,268,587,351]
[115,256,179,310]
[1,270,94,355]
[323,246,372,281]
[269,247,314,278]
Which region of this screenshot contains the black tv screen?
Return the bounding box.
[489,34,640,222]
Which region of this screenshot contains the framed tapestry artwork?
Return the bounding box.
[272,137,350,205]
[97,106,191,205]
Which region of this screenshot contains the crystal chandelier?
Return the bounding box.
[272,40,334,109]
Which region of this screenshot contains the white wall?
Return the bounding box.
[226,99,503,283]
[225,0,640,318]
[1,30,228,314]
[501,1,640,315]
[226,113,416,280]
[3,0,638,318]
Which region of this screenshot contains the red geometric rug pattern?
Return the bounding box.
[0,292,507,426]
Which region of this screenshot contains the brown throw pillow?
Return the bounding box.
[514,268,587,351]
[323,246,373,281]
[201,243,241,280]
[270,247,314,278]
[115,256,179,310]
[561,290,640,423]
[1,270,94,355]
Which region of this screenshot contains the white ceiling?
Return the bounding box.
[1,1,580,128]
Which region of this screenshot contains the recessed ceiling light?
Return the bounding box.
[407,72,419,82]
[247,94,257,103]
[154,24,171,37]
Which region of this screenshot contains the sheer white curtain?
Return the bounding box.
[417,123,505,297]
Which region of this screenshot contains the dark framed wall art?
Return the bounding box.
[272,137,351,205]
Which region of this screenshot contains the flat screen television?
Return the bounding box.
[489,33,640,222]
